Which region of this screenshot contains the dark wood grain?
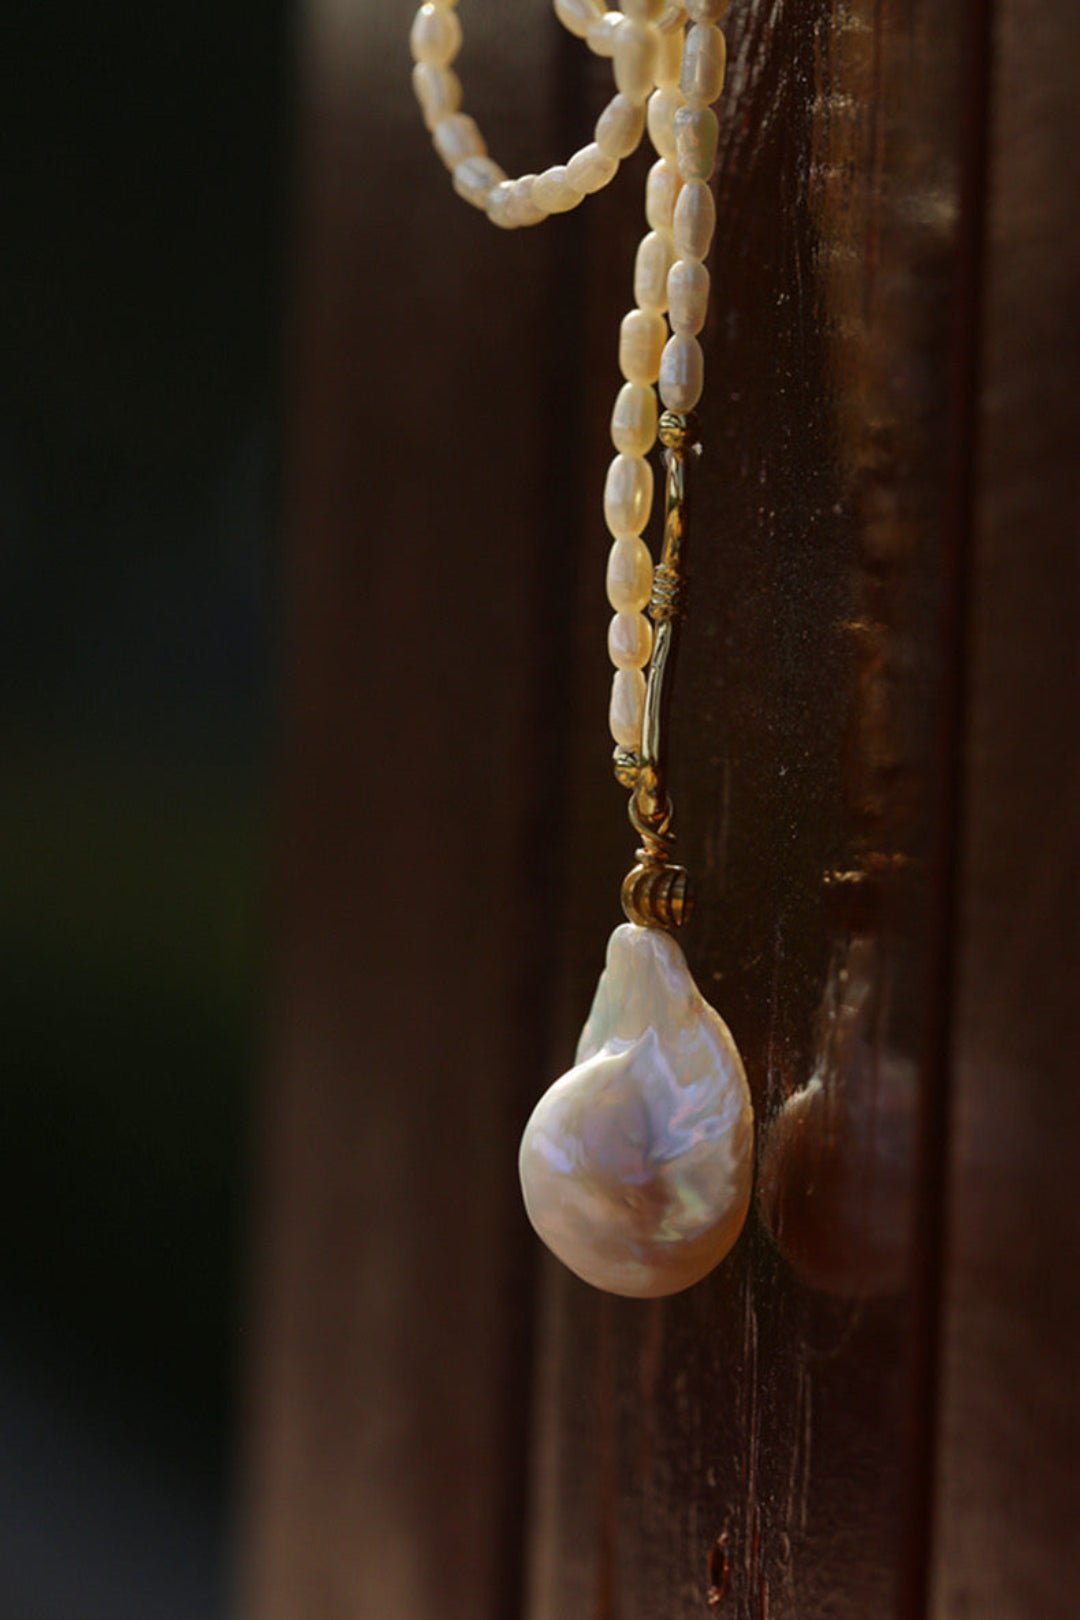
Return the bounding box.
[240,0,1078,1616]
[930,2,1080,1615]
[525,2,987,1617]
[239,5,588,1618]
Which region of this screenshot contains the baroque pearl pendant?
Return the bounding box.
[519,924,754,1298]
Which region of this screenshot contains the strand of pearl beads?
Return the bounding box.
[410,0,687,227]
[607,0,727,757]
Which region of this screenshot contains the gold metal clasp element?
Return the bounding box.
[618,411,698,931]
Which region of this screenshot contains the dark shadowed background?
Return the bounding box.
[0,6,292,1615]
[1,2,1078,1619]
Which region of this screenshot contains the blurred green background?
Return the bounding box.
[0,4,292,1614]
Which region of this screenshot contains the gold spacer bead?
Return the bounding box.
[613,746,642,789]
[658,410,699,451]
[621,860,695,930]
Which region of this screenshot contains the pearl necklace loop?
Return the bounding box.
[411,2,692,227]
[411,0,732,847]
[412,0,752,1301]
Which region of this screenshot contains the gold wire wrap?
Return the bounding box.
[618,410,699,930]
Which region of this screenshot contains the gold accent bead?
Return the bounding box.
[613,747,642,788]
[658,409,699,451]
[621,860,695,929]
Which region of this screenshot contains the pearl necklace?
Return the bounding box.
[411,0,754,1299]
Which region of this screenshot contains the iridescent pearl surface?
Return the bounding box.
[519,924,754,1297]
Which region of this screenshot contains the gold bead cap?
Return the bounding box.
[621,860,695,930]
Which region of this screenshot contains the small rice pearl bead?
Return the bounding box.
[596,93,648,159]
[532,165,583,213]
[412,63,462,131]
[610,668,647,748]
[454,156,507,208]
[554,0,605,37]
[604,453,654,535]
[667,256,710,333]
[647,87,683,164]
[608,610,654,670]
[410,4,463,66]
[611,380,659,454]
[567,141,619,194]
[613,20,659,104]
[673,104,719,179]
[606,535,654,612]
[686,0,729,19]
[673,178,716,259]
[633,230,675,313]
[433,113,485,169]
[645,158,682,232]
[681,23,726,107]
[587,10,624,55]
[619,309,667,384]
[485,181,518,229]
[654,24,684,87]
[507,174,547,226]
[659,332,704,411]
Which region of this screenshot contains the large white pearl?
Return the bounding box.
[519,924,754,1297]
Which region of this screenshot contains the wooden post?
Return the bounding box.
[241,1,1080,1616]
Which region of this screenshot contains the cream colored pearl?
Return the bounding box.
[566,141,619,194]
[604,453,654,535]
[606,535,654,612]
[595,93,647,160]
[654,22,684,86]
[433,112,485,170]
[532,165,583,213]
[613,19,659,104]
[674,103,719,179]
[608,668,647,747]
[410,3,462,66]
[687,0,729,19]
[586,9,624,55]
[611,380,658,455]
[505,174,547,226]
[646,86,683,164]
[485,181,518,229]
[633,230,674,313]
[608,610,654,670]
[453,155,506,207]
[554,0,605,37]
[412,63,463,131]
[659,332,704,411]
[519,924,754,1298]
[645,158,682,232]
[667,256,710,333]
[680,22,726,106]
[619,308,667,384]
[673,177,716,259]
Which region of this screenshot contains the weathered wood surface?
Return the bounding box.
[239,4,578,1617]
[929,2,1080,1616]
[526,2,986,1616]
[242,0,1078,1616]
